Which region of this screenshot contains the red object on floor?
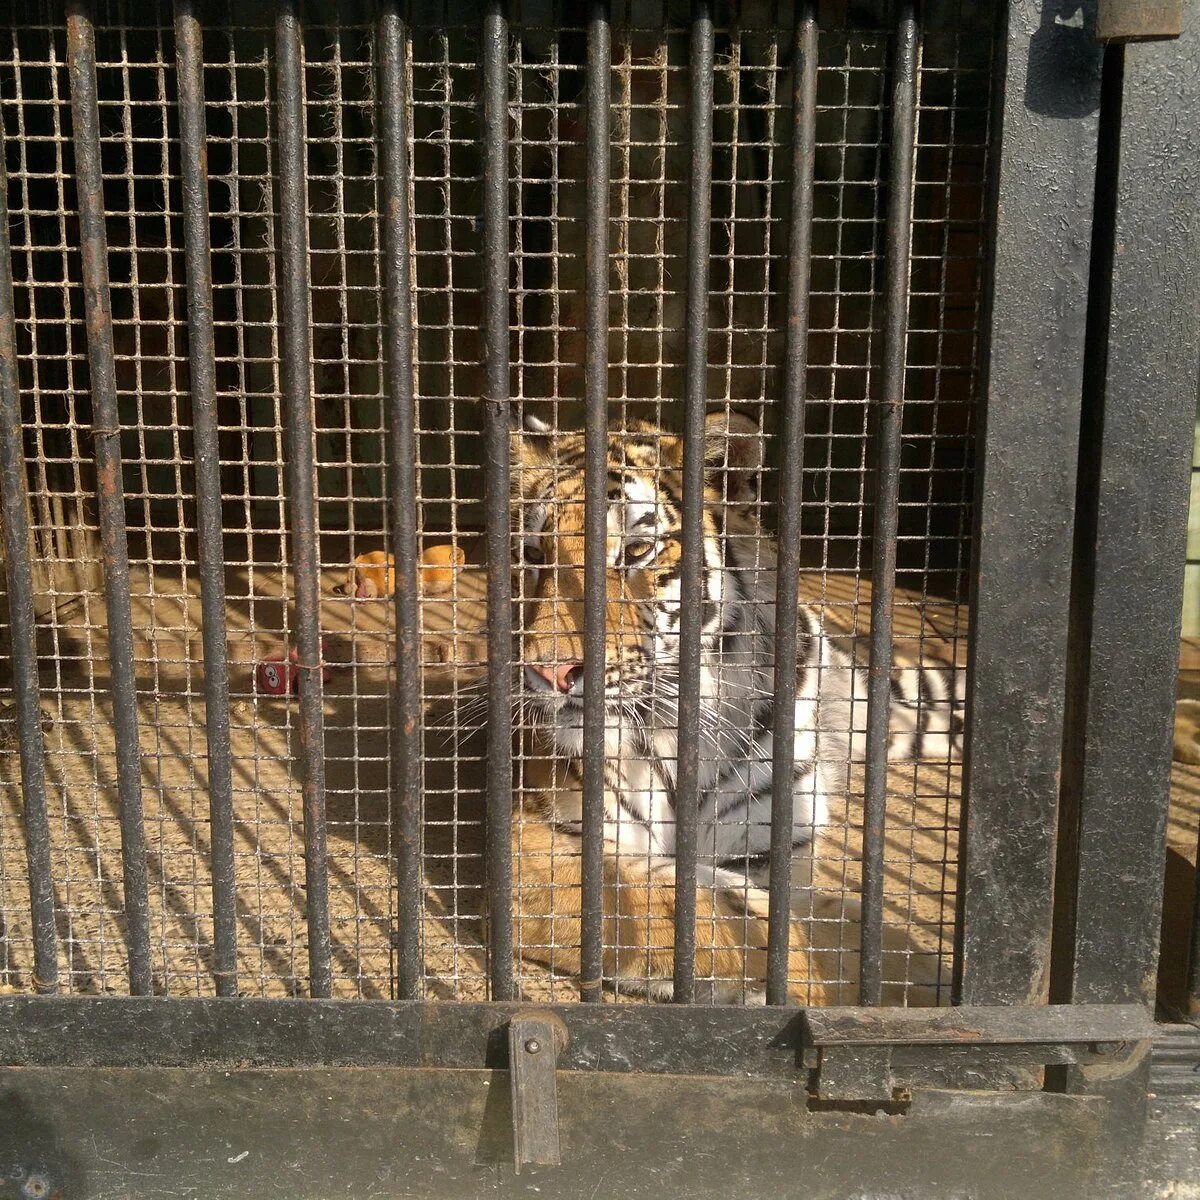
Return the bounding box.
[255,655,296,696]
[255,640,333,696]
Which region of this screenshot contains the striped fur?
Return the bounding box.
[508,411,964,1002]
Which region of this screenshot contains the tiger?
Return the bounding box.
[506,409,965,1005]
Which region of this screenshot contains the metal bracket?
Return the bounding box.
[508,1011,567,1171]
[803,1043,896,1103]
[1096,0,1182,42]
[802,1004,1154,1103]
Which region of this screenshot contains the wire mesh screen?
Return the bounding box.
[0,0,992,1004]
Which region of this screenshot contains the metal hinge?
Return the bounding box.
[508,1011,568,1171]
[802,1003,1154,1103]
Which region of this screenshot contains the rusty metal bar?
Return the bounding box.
[377,0,423,1001]
[274,0,332,1000]
[860,0,919,1007]
[765,0,818,1007]
[174,0,238,999]
[579,0,611,1006]
[65,0,152,997]
[673,0,714,1004]
[0,130,57,994]
[480,0,515,1003]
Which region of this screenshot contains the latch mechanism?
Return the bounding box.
[508,1011,568,1170]
[802,1003,1153,1103]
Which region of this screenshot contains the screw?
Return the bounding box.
[524,1037,541,1055]
[23,1176,50,1200]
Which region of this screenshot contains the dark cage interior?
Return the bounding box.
[0,0,996,1003]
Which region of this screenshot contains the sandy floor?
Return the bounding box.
[0,559,1195,1010]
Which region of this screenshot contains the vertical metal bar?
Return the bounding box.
[673,0,714,1004]
[274,0,332,999]
[65,0,153,996]
[481,0,515,1003]
[1056,25,1200,1012]
[859,0,919,1008]
[765,1,818,1007]
[1048,44,1123,1019]
[954,0,1103,1007]
[0,135,58,993]
[1190,820,1200,1020]
[174,0,238,998]
[580,0,611,1005]
[377,0,423,1002]
[508,1014,563,1169]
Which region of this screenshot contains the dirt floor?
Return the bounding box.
[0,558,1195,1011]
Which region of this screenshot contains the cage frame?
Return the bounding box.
[0,0,1197,1186]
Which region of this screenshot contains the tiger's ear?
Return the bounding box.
[510,410,554,494]
[703,410,763,502]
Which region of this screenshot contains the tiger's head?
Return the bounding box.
[511,409,769,757]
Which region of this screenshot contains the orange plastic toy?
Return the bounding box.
[343,545,465,599]
[346,550,395,599]
[419,544,465,593]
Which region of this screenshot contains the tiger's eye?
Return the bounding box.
[521,542,544,566]
[624,539,656,565]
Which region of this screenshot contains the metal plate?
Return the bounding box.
[0,1065,1189,1200]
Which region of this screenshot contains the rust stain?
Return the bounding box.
[0,292,16,362]
[938,1027,982,1043]
[96,461,118,498]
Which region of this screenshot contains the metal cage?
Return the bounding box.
[0,0,1197,1194]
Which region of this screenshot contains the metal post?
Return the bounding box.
[377,0,423,1003]
[0,126,57,993]
[274,0,332,999]
[673,0,715,1004]
[65,0,153,996]
[859,0,919,1008]
[1056,24,1200,1011]
[766,0,818,1007]
[174,0,239,998]
[580,0,612,1005]
[480,0,515,1003]
[954,0,1104,1007]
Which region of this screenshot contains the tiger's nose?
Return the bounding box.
[526,660,584,694]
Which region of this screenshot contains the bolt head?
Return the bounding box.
[524,1037,541,1054]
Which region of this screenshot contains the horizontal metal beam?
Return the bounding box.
[0,998,1152,1079]
[0,997,799,1076]
[804,1005,1151,1102]
[803,1004,1152,1047]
